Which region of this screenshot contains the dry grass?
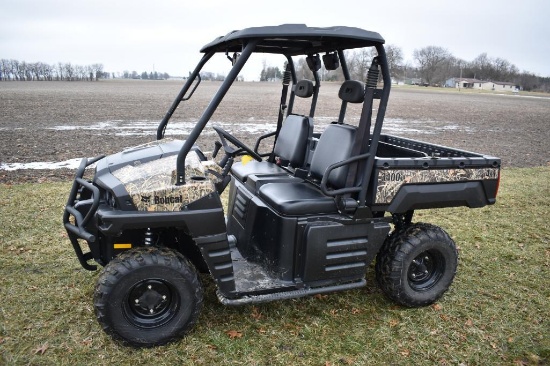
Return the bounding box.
[0,167,548,365]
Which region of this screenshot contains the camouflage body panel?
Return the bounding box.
[375,167,499,204]
[112,152,221,211]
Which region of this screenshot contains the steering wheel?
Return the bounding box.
[212,126,262,162]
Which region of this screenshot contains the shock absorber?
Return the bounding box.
[279,63,291,115]
[282,63,291,86]
[144,228,154,246]
[366,57,380,89]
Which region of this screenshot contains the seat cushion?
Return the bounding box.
[231,160,286,182]
[258,182,338,215]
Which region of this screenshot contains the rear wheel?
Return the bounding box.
[94,247,203,347]
[375,223,458,307]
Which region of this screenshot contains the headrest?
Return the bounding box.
[338,80,365,103]
[294,80,314,98]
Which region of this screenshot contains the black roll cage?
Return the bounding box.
[155,25,391,209]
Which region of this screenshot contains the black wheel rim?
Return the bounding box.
[124,279,180,328]
[407,250,445,291]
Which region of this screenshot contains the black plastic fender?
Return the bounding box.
[387,181,495,213]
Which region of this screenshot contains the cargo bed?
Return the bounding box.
[369,134,500,212]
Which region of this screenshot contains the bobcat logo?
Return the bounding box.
[139,195,183,206]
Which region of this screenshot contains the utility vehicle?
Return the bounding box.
[64,24,501,347]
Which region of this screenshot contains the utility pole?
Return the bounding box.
[459,65,463,92]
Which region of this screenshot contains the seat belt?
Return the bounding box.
[269,65,292,163]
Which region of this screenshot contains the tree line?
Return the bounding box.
[288,45,549,92]
[122,70,170,80]
[0,59,172,81]
[3,46,549,92]
[0,59,105,81]
[408,47,549,92]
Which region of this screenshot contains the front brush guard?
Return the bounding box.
[63,156,104,270]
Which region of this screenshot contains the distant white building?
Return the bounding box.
[445,77,482,88]
[478,81,517,91]
[445,77,519,91]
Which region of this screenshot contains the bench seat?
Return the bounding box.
[258,182,337,215]
[258,123,357,216]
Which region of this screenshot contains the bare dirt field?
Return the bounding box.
[1,79,549,184]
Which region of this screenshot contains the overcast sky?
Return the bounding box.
[2,0,549,80]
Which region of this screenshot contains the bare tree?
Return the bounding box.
[493,57,511,79]
[260,65,282,81]
[57,62,65,80]
[10,59,19,80]
[385,44,404,79]
[467,53,520,82]
[24,62,33,81]
[20,61,29,81]
[413,46,452,85]
[75,65,85,80]
[470,53,492,80]
[11,60,19,80]
[91,63,104,80]
[27,62,39,80]
[85,65,93,81]
[65,63,75,81]
[347,48,373,81]
[0,59,8,80]
[41,62,53,80]
[512,71,550,92]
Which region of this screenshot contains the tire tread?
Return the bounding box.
[375,223,458,307]
[93,247,203,347]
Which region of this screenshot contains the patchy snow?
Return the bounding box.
[494,93,550,100]
[0,158,85,171]
[51,121,116,131]
[382,118,474,134]
[3,117,473,172]
[49,120,278,137]
[49,118,470,136]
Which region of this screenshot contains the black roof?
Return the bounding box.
[200,24,385,55]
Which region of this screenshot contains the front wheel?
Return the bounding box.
[375,223,458,307]
[94,247,203,347]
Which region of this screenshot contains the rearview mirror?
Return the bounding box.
[306,54,321,72]
[322,52,339,70]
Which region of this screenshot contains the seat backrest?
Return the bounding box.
[309,124,356,188]
[338,80,365,123]
[273,114,313,167]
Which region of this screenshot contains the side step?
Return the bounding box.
[217,279,366,306]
